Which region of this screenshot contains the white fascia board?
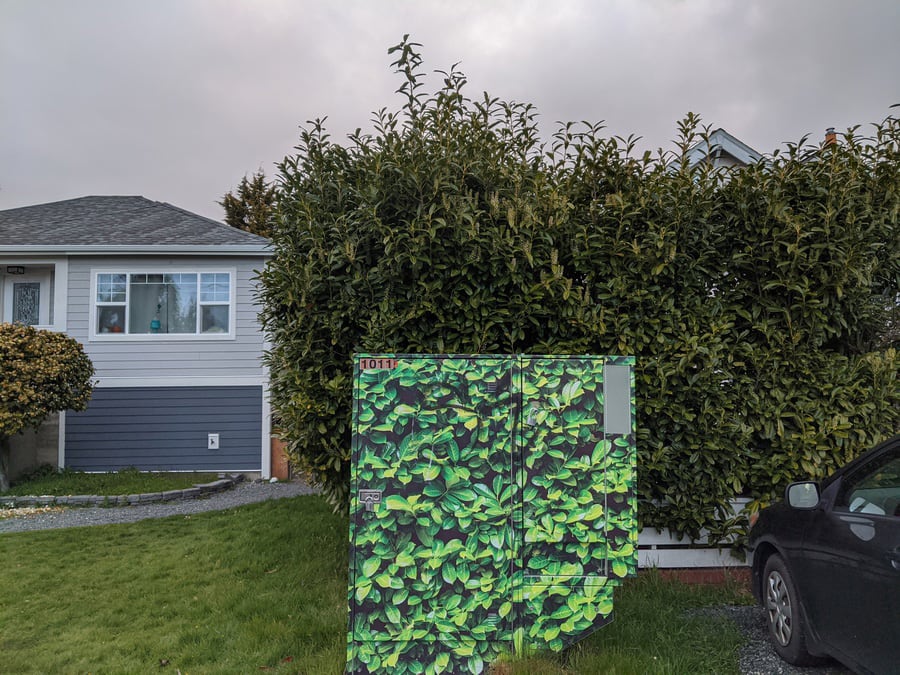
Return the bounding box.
[93,376,268,387]
[688,130,762,165]
[638,548,747,569]
[712,133,762,164]
[3,245,272,256]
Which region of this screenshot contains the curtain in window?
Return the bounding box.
[128,274,197,334]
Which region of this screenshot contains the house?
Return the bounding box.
[685,127,763,169]
[0,196,273,479]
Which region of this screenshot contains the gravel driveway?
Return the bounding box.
[1,480,853,674]
[701,606,851,675]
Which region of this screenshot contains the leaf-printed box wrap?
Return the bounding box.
[348,355,636,674]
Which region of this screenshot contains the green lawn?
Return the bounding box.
[2,467,222,496]
[0,496,749,674]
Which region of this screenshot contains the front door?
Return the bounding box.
[2,270,51,326]
[348,355,516,674]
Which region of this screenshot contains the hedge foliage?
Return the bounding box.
[260,38,899,539]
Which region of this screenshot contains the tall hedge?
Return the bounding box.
[260,39,899,539]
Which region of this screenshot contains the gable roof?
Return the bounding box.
[685,128,763,168]
[0,196,271,255]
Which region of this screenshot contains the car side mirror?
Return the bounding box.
[786,481,820,509]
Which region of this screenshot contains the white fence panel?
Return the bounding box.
[637,498,752,568]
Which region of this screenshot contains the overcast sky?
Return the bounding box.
[2,0,898,222]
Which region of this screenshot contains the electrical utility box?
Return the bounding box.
[347,355,636,674]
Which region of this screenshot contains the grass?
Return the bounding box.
[500,572,751,674]
[0,495,347,674]
[0,495,751,674]
[2,466,221,496]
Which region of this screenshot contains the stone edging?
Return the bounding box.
[1,474,245,509]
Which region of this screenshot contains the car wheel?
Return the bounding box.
[763,554,817,665]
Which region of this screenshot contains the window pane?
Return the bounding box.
[200,273,230,302]
[128,280,164,333]
[128,274,197,334]
[165,273,193,285]
[12,283,40,325]
[97,274,126,303]
[844,455,900,516]
[168,275,198,332]
[98,305,126,333]
[201,305,229,333]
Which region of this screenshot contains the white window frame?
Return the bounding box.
[89,268,236,341]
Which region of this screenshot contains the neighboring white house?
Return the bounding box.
[0,196,273,478]
[685,128,763,169]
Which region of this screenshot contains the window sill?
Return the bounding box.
[89,332,237,342]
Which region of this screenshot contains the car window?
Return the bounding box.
[835,450,900,518]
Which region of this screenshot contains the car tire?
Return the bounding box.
[762,554,818,665]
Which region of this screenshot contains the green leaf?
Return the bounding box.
[385,604,401,625]
[361,558,380,577]
[355,580,371,603]
[383,495,412,513]
[441,564,458,584]
[550,605,573,619]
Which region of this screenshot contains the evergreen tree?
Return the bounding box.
[219,170,276,238]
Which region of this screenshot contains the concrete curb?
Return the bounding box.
[0,474,245,509]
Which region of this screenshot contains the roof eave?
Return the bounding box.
[1,245,273,256]
[686,129,763,166]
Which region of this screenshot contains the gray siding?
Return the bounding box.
[66,256,268,380]
[66,386,263,471]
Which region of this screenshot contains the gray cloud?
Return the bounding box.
[1,0,897,221]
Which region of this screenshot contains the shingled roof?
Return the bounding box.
[0,196,270,254]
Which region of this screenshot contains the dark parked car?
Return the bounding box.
[748,434,900,675]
